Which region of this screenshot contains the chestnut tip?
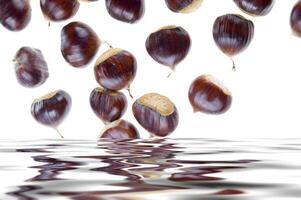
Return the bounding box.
[165,0,203,13]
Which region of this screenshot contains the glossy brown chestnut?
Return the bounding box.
[40,0,80,22]
[233,0,274,16]
[105,0,145,23]
[290,1,301,37]
[94,48,137,91]
[90,87,127,123]
[146,25,191,70]
[188,75,232,114]
[100,119,140,140]
[61,21,101,68]
[0,0,31,31]
[14,47,49,88]
[165,0,202,13]
[31,90,72,137]
[132,93,179,137]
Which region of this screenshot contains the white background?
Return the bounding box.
[0,0,300,139]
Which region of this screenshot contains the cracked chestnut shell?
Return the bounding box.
[188,75,232,114]
[146,25,191,70]
[31,90,72,128]
[213,14,254,57]
[61,21,101,68]
[94,48,137,91]
[165,0,202,13]
[290,1,301,37]
[132,93,179,137]
[233,0,274,16]
[0,0,31,31]
[14,47,49,88]
[90,87,127,123]
[100,119,140,140]
[105,0,145,23]
[40,0,80,22]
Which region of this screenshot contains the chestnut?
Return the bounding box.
[61,21,101,68]
[14,47,49,88]
[31,90,72,138]
[188,75,232,114]
[100,119,140,140]
[213,14,254,70]
[94,48,137,93]
[132,93,179,137]
[90,87,127,123]
[105,0,145,23]
[233,0,274,16]
[146,25,191,71]
[290,1,301,37]
[40,0,80,22]
[0,0,31,31]
[165,0,202,13]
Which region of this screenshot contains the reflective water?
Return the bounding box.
[0,138,301,199]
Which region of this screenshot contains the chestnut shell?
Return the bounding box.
[291,1,301,37]
[94,48,137,91]
[213,14,254,56]
[165,0,202,13]
[146,26,191,70]
[233,0,274,16]
[100,119,140,140]
[0,0,31,31]
[31,90,72,127]
[14,47,49,88]
[61,21,100,68]
[105,0,145,23]
[40,0,80,22]
[188,75,232,114]
[90,87,127,123]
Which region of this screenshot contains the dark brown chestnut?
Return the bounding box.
[132,93,179,137]
[90,87,127,123]
[61,21,101,68]
[105,0,145,23]
[165,0,202,13]
[14,47,49,88]
[40,0,80,22]
[233,0,274,16]
[290,1,301,37]
[146,25,191,71]
[0,0,31,31]
[100,119,140,140]
[188,74,232,114]
[94,48,137,92]
[31,90,72,138]
[213,14,254,70]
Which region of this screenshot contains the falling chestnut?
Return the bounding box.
[146,25,191,71]
[105,0,145,23]
[94,48,137,93]
[291,1,301,37]
[31,90,72,138]
[40,0,80,22]
[165,0,202,13]
[61,21,101,68]
[0,0,31,31]
[100,119,140,140]
[233,0,274,16]
[14,47,49,88]
[213,14,254,70]
[188,75,232,114]
[132,93,179,137]
[90,87,127,123]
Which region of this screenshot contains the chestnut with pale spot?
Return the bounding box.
[233,0,274,16]
[90,87,127,123]
[61,21,101,68]
[290,1,301,37]
[188,75,232,114]
[165,0,202,13]
[132,93,179,137]
[100,120,140,140]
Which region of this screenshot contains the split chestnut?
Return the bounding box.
[100,120,140,140]
[165,0,202,13]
